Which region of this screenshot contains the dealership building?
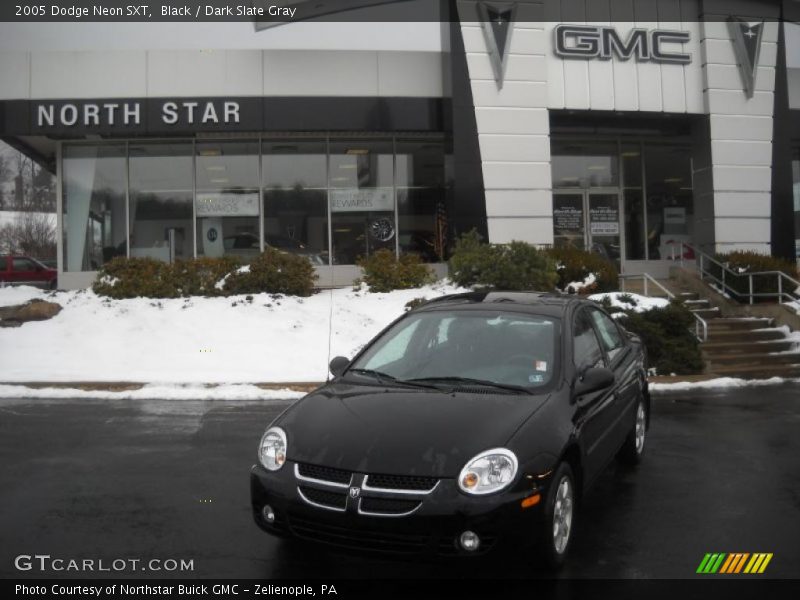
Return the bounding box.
[0,0,798,289]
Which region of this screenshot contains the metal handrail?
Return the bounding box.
[618,273,708,342]
[669,242,800,306]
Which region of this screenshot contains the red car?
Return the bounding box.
[0,255,57,289]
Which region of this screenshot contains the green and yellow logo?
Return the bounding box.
[696,553,773,574]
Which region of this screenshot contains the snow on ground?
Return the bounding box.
[650,376,799,393]
[587,292,670,313]
[0,281,467,384]
[0,383,305,400]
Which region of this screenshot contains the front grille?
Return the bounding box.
[297,462,352,485]
[298,486,347,510]
[287,513,429,554]
[360,496,421,515]
[365,473,439,492]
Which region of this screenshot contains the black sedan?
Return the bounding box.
[250,291,649,568]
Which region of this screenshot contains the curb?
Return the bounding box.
[0,381,324,393]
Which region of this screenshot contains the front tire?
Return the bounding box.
[618,396,647,465]
[538,461,576,570]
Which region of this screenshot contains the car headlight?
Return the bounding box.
[259,426,287,471]
[458,448,518,495]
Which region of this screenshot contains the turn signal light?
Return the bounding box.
[521,494,541,509]
[462,472,479,489]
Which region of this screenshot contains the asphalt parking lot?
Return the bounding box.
[0,383,798,579]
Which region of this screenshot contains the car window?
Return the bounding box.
[11,258,36,272]
[354,311,558,388]
[362,318,422,371]
[588,308,625,362]
[573,310,605,371]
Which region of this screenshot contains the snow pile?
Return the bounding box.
[0,383,306,401]
[588,292,670,313]
[564,272,596,294]
[0,281,467,384]
[650,376,797,392]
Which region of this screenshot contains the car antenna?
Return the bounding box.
[325,260,335,383]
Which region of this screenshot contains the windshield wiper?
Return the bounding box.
[347,369,442,391]
[403,376,533,395]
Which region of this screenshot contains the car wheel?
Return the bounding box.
[538,461,576,570]
[618,396,647,465]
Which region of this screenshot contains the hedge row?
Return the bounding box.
[93,249,317,299]
[446,230,617,294]
[709,251,800,303]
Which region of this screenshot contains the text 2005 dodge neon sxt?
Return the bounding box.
[250,292,649,568]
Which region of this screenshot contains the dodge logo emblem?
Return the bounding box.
[349,487,361,498]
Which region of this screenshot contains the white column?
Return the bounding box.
[458,0,552,246]
[701,20,779,254]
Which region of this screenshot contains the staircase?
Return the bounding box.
[677,291,800,379]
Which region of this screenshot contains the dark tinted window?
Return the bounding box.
[588,308,625,361]
[12,258,36,272]
[573,310,605,371]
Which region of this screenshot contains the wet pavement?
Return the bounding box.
[0,383,798,579]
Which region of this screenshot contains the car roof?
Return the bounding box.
[414,291,592,317]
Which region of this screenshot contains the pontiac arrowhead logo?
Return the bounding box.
[727,17,764,98]
[478,2,517,89]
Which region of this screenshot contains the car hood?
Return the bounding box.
[278,382,550,478]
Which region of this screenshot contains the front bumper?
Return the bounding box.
[250,461,544,557]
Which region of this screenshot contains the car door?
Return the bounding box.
[10,257,40,286]
[571,307,619,484]
[0,256,9,284]
[587,307,639,453]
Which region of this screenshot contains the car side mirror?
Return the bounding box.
[573,367,615,397]
[329,356,350,378]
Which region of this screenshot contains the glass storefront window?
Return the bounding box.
[644,145,694,260]
[263,139,328,266]
[396,138,446,262]
[552,142,619,189]
[329,139,395,265]
[60,135,448,272]
[129,142,193,263]
[195,141,259,259]
[62,144,126,271]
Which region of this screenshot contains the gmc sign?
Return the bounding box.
[554,25,691,64]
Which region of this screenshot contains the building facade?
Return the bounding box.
[0,0,798,289]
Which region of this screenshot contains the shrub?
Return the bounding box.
[171,256,241,297]
[615,301,704,375]
[93,257,177,299]
[448,230,558,291]
[447,230,496,287]
[356,249,435,293]
[223,248,317,297]
[709,251,799,303]
[547,246,618,294]
[94,251,317,299]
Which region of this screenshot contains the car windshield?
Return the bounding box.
[348,310,558,390]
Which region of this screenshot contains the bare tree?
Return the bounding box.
[0,212,56,259]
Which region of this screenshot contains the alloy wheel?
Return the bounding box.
[552,476,573,554]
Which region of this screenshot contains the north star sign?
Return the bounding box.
[35,100,242,128]
[554,25,691,64]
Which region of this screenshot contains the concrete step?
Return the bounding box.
[700,339,796,354]
[684,299,711,308]
[705,328,787,343]
[706,318,774,331]
[679,292,700,301]
[710,362,800,379]
[705,351,800,367]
